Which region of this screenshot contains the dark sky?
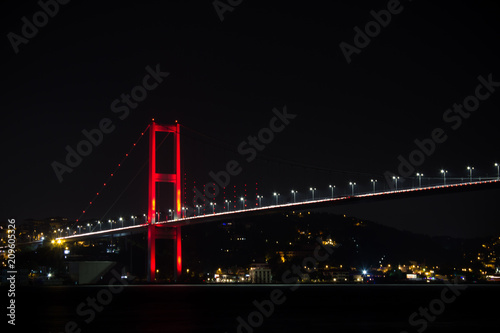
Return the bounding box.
[2,0,500,238]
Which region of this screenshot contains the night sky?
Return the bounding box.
[2,1,500,238]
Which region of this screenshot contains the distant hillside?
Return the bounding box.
[182,212,489,273]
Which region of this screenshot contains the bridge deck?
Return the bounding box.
[55,179,500,241]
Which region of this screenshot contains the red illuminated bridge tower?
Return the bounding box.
[147,120,182,282]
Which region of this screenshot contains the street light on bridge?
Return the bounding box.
[291,190,297,203]
[119,217,123,228]
[309,187,316,200]
[495,163,499,180]
[195,205,201,216]
[392,176,399,190]
[416,173,423,187]
[349,182,356,196]
[273,192,280,205]
[225,200,230,211]
[370,179,377,193]
[329,185,335,198]
[257,195,263,207]
[467,166,474,182]
[210,202,216,214]
[240,197,245,210]
[441,169,448,185]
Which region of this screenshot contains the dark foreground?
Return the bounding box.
[8,284,500,332]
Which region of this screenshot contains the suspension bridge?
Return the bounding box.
[56,120,500,282]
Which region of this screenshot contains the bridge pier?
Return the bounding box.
[147,224,182,282]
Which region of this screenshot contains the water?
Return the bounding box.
[11,284,500,332]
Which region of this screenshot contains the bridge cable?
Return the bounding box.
[73,124,151,227]
[179,124,381,178]
[96,132,172,224]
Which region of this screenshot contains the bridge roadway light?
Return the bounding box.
[78,225,82,233]
[329,185,335,198]
[467,166,474,182]
[97,221,101,230]
[182,207,188,217]
[108,220,112,229]
[168,209,173,220]
[392,176,399,190]
[273,192,280,205]
[210,202,216,214]
[225,200,230,211]
[87,223,91,232]
[416,173,423,187]
[131,216,136,226]
[370,180,377,193]
[309,188,316,200]
[349,182,356,196]
[195,205,201,216]
[495,163,499,180]
[291,190,297,203]
[257,196,263,207]
[240,197,245,210]
[119,217,123,228]
[441,169,448,185]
